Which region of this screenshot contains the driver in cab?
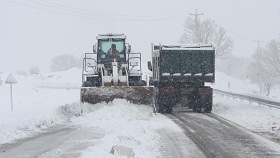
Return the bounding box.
[107,44,120,57]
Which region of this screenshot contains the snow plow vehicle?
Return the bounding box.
[149,44,215,113]
[80,33,153,105]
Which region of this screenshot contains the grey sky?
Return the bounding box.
[1,0,280,72]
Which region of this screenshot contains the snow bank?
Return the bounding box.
[213,89,280,142]
[76,99,182,158]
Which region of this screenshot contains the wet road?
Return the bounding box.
[170,113,280,158]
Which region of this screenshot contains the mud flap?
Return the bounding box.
[80,86,153,105]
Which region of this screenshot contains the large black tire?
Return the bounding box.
[164,104,173,114]
[129,80,147,86]
[205,105,212,113]
[157,96,173,114]
[157,103,172,114]
[82,81,93,87]
[204,99,212,113]
[155,94,162,113]
[193,98,212,113]
[154,86,174,114]
[82,76,101,87]
[192,92,201,112]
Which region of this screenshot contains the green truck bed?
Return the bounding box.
[159,48,215,83]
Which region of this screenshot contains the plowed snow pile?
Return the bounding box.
[74,99,182,158]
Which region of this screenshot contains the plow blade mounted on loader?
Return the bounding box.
[81,34,153,106]
[80,87,153,105]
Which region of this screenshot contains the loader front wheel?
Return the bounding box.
[82,81,92,87]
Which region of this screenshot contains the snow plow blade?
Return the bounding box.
[80,87,154,105]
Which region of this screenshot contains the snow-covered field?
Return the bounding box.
[212,72,280,142]
[0,71,81,144]
[213,95,280,142]
[0,69,280,157]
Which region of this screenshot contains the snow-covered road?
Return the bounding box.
[0,126,97,158]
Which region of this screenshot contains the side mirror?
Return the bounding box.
[147,61,152,71]
[128,45,131,53]
[93,45,96,53]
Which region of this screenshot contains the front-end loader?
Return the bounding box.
[80,33,153,105]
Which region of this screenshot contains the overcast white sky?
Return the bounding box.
[1,0,280,72]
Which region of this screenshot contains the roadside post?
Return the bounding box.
[5,73,17,112]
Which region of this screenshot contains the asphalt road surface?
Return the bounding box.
[170,112,280,158]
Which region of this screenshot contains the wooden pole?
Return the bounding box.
[10,84,13,112]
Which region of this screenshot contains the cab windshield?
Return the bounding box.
[98,40,126,63]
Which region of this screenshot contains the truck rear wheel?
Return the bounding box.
[191,91,200,112]
[161,103,172,114]
[155,96,172,114]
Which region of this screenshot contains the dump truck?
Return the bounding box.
[148,44,215,113]
[80,33,153,105]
